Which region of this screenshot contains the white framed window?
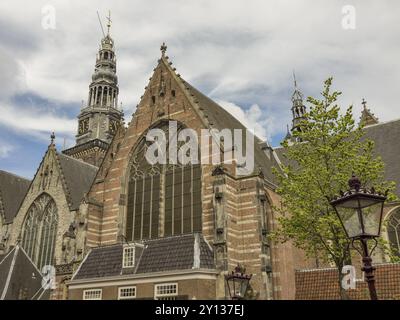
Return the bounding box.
[83,289,102,300]
[154,283,178,300]
[118,286,136,300]
[123,246,135,268]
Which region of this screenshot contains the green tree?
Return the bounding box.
[273,78,396,299]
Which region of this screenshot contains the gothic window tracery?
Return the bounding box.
[126,121,202,241]
[387,208,400,257]
[21,193,58,269]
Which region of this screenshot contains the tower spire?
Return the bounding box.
[63,17,123,165]
[289,73,306,142]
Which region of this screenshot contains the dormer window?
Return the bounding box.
[123,245,135,268]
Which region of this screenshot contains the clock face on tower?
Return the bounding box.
[109,119,119,134]
[78,118,89,135]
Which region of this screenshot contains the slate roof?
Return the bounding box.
[183,80,283,184]
[0,171,30,224]
[274,118,400,196]
[72,233,215,280]
[0,246,50,300]
[295,263,400,300]
[363,119,400,196]
[57,153,98,210]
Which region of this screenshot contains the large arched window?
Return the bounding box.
[387,208,400,257]
[126,121,202,241]
[21,194,58,269]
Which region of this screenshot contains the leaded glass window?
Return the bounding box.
[37,201,58,269]
[387,208,400,257]
[21,194,58,270]
[126,121,202,241]
[21,208,39,260]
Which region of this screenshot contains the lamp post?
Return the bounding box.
[330,174,387,300]
[225,264,252,300]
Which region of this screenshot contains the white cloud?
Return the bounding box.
[0,0,399,147]
[216,100,279,142]
[0,103,76,143]
[0,142,14,159]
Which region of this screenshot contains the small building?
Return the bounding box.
[68,233,216,300]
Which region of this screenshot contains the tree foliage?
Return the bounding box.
[272,78,397,298]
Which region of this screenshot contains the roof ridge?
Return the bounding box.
[0,170,31,182]
[143,233,195,243]
[91,243,122,250]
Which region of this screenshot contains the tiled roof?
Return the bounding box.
[57,153,98,210]
[0,170,30,224]
[73,233,215,280]
[0,246,50,300]
[183,80,282,184]
[295,263,400,300]
[363,119,400,196]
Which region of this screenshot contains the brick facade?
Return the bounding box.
[80,51,315,300]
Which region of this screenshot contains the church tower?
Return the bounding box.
[63,14,123,166]
[284,73,306,144]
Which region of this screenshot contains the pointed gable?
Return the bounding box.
[131,51,282,182]
[0,171,30,224]
[360,99,379,127]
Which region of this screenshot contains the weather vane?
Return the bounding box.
[106,10,112,35]
[97,10,112,38]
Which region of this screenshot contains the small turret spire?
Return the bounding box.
[284,124,292,141]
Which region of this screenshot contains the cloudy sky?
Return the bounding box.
[0,0,399,178]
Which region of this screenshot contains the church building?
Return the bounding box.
[1,19,400,300]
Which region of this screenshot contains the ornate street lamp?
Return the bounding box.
[330,174,387,300]
[225,264,252,300]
